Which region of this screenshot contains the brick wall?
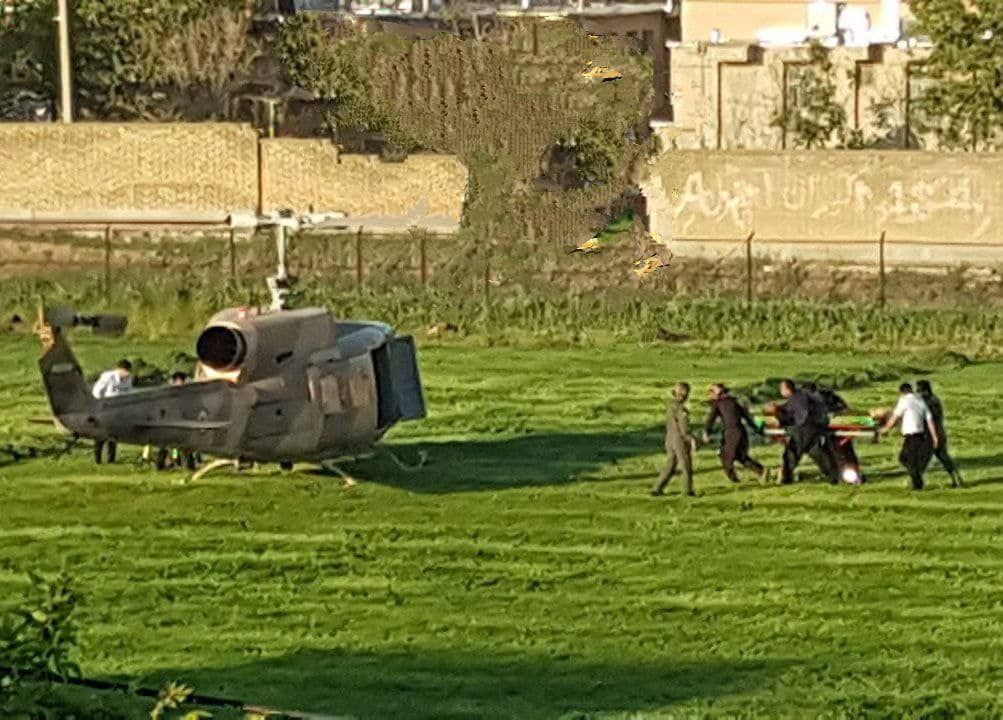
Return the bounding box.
[0,123,468,230]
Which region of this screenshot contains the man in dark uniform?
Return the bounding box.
[776,379,839,484]
[702,383,767,483]
[651,382,699,497]
[804,382,849,416]
[916,380,962,488]
[804,382,866,483]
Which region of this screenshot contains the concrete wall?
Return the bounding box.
[260,139,468,233]
[0,123,468,231]
[642,150,1003,266]
[662,43,928,152]
[0,123,259,220]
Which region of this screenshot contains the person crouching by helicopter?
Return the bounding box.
[154,372,201,471]
[92,359,133,464]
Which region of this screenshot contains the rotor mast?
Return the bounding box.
[254,210,347,313]
[267,221,293,312]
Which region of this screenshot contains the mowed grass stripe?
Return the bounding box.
[2,337,1003,718]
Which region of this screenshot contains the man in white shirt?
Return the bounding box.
[92,359,133,464]
[879,382,939,490]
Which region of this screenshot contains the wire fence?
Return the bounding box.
[4,225,1003,309]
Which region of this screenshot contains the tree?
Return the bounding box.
[771,42,858,149]
[274,15,418,157]
[0,0,58,97]
[910,0,1003,150]
[0,0,259,121]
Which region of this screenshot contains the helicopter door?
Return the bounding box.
[371,343,398,428]
[371,336,426,428]
[389,335,426,421]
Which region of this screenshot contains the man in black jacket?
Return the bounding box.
[702,383,766,483]
[776,379,839,484]
[916,380,963,488]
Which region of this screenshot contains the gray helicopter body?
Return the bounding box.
[39,305,426,464]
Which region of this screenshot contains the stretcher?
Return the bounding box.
[752,414,879,485]
[753,415,880,442]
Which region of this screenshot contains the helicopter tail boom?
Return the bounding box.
[37,321,96,435]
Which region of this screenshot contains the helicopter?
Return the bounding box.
[35,212,427,482]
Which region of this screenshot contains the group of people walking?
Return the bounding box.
[652,378,962,496]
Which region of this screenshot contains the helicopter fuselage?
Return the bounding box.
[40,306,426,463]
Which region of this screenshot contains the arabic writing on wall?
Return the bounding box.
[659,152,999,243]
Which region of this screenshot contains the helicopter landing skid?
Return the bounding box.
[187,458,241,483]
[319,460,358,487]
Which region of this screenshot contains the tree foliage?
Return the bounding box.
[274,15,417,155]
[0,0,58,93]
[772,42,861,149]
[910,0,1003,150]
[0,0,259,120]
[552,115,629,188]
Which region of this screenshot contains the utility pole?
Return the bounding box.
[56,0,73,122]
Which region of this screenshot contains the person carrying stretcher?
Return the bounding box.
[804,382,868,484]
[775,379,840,484]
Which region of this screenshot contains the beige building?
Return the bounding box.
[645,0,933,150]
[680,0,908,46]
[660,40,932,151]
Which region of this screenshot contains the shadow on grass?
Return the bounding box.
[142,648,795,720]
[316,428,665,494]
[310,428,974,495]
[952,453,1003,471]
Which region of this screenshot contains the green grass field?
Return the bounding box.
[2,333,1002,719]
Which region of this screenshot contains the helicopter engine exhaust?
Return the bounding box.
[196,325,247,371]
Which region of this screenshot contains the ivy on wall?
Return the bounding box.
[771,43,859,150]
[274,15,417,155]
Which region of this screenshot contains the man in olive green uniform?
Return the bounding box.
[651,382,699,497]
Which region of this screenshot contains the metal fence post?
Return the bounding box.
[745,231,755,303]
[419,233,428,287]
[355,228,364,288]
[228,229,237,282]
[483,222,494,307]
[878,230,886,308]
[483,253,491,303]
[104,226,112,302]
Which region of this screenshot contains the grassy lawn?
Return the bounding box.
[1,333,1002,719]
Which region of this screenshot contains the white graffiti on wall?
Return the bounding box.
[670,164,996,240]
[880,178,990,231]
[671,170,762,234]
